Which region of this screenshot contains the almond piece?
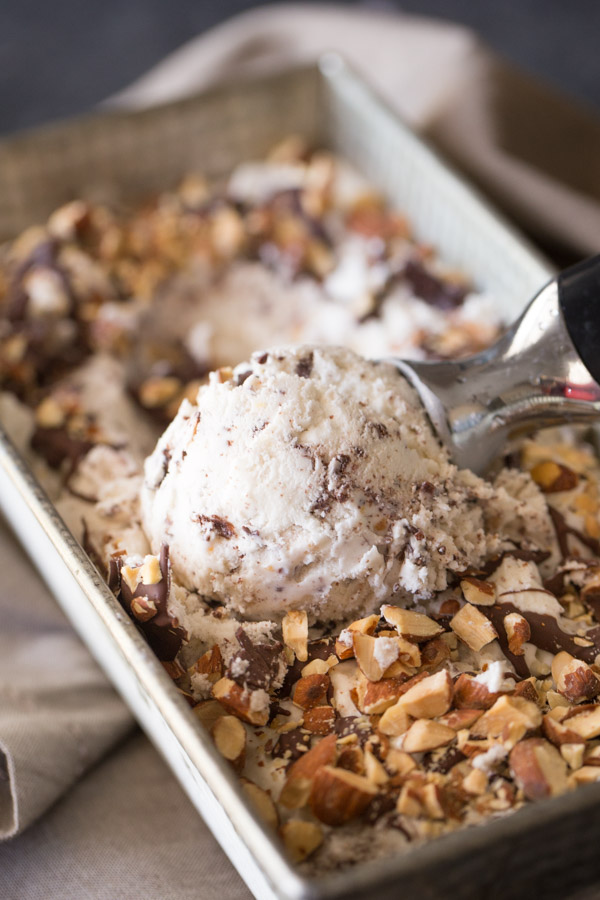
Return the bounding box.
[303,706,336,735]
[380,670,453,734]
[355,673,411,715]
[552,651,600,703]
[364,747,389,786]
[584,745,600,766]
[530,460,579,493]
[461,577,496,606]
[473,695,542,746]
[381,606,442,641]
[402,719,456,753]
[335,614,379,660]
[504,612,531,656]
[353,633,407,682]
[397,784,423,817]
[280,820,323,863]
[301,658,335,677]
[386,749,417,776]
[377,703,413,737]
[337,744,365,774]
[561,744,585,770]
[450,604,498,651]
[192,699,227,730]
[419,636,450,671]
[563,705,600,740]
[462,768,488,795]
[310,765,377,825]
[212,677,269,726]
[193,644,223,683]
[542,714,584,746]
[398,669,453,719]
[279,733,338,809]
[212,715,246,770]
[282,610,308,662]
[438,708,483,730]
[512,678,540,705]
[569,766,600,786]
[241,780,278,829]
[293,674,330,710]
[509,738,569,800]
[453,673,500,710]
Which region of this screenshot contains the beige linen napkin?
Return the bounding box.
[2,3,600,897]
[113,3,600,261]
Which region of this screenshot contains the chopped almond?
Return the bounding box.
[310,766,377,826]
[335,614,379,660]
[461,577,496,606]
[212,715,246,770]
[279,733,338,809]
[282,610,308,662]
[453,673,500,710]
[386,749,417,776]
[241,780,278,829]
[462,767,488,795]
[280,820,323,863]
[551,651,600,703]
[355,672,411,715]
[301,657,337,677]
[542,714,583,746]
[562,705,600,740]
[509,738,569,800]
[364,747,389,786]
[192,644,223,683]
[381,606,443,641]
[561,744,585,770]
[192,699,227,730]
[504,612,531,656]
[293,674,330,710]
[380,670,452,735]
[402,719,456,753]
[212,677,269,726]
[438,708,483,730]
[472,695,541,746]
[450,604,498,651]
[419,636,450,671]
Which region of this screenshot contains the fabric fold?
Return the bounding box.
[0,520,132,839]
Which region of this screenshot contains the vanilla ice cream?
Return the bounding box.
[141,345,552,622]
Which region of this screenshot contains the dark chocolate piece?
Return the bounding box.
[226,628,283,691]
[117,544,184,661]
[404,259,467,311]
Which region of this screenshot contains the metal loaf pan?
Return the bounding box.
[2,58,594,900]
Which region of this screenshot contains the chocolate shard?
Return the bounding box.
[271,727,311,763]
[333,715,373,745]
[363,789,401,824]
[295,351,313,378]
[404,259,467,311]
[117,544,184,661]
[30,425,94,472]
[227,628,283,691]
[482,600,600,678]
[550,506,600,560]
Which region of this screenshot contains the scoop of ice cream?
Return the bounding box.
[140,345,551,622]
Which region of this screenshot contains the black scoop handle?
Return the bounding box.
[558,255,600,385]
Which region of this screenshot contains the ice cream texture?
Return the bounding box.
[141,345,553,622]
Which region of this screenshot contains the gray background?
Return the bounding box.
[0,0,599,135]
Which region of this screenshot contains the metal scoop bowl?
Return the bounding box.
[395,255,600,473]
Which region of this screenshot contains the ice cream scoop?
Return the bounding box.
[141,346,552,622]
[396,255,600,474]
